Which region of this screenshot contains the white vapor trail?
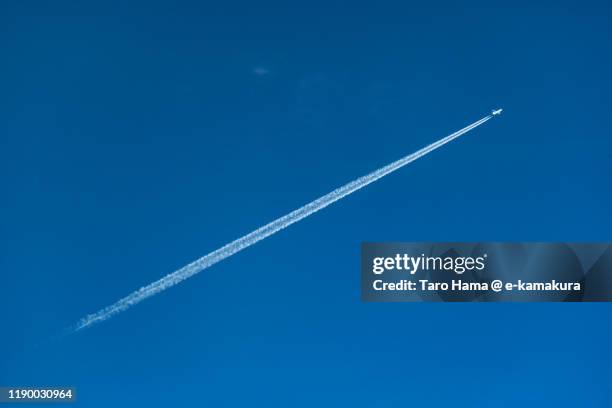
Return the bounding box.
[71,114,493,332]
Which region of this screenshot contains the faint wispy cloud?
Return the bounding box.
[253,66,270,76]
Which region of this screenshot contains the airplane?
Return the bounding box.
[492,108,503,116]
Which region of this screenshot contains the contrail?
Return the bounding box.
[71,113,494,332]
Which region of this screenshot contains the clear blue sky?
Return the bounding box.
[1,0,611,406]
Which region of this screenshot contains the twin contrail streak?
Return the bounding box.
[71,113,493,332]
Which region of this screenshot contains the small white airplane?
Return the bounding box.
[492,108,503,116]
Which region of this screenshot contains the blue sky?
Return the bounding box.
[1,0,611,406]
